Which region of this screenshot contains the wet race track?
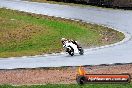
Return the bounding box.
[0,0,132,69]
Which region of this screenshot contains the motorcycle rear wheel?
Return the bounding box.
[78,47,84,55]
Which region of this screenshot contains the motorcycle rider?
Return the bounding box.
[61,38,80,48]
[61,38,84,55]
[69,39,80,48]
[61,38,67,46]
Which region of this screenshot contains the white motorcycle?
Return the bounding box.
[63,41,84,56]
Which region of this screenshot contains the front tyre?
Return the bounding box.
[68,46,74,56]
[69,51,74,56]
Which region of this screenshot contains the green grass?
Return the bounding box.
[0,84,132,88]
[0,8,124,57]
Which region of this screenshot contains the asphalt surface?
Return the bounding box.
[0,0,132,69]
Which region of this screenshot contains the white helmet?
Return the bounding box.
[61,38,66,41]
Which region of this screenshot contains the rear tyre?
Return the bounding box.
[78,47,84,55]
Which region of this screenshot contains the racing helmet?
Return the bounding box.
[61,38,66,41]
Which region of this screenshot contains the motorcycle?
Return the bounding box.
[63,41,84,56]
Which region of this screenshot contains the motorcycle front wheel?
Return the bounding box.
[69,51,74,56]
[67,46,74,56]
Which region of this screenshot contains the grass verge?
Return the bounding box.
[0,8,124,57]
[0,84,132,88]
